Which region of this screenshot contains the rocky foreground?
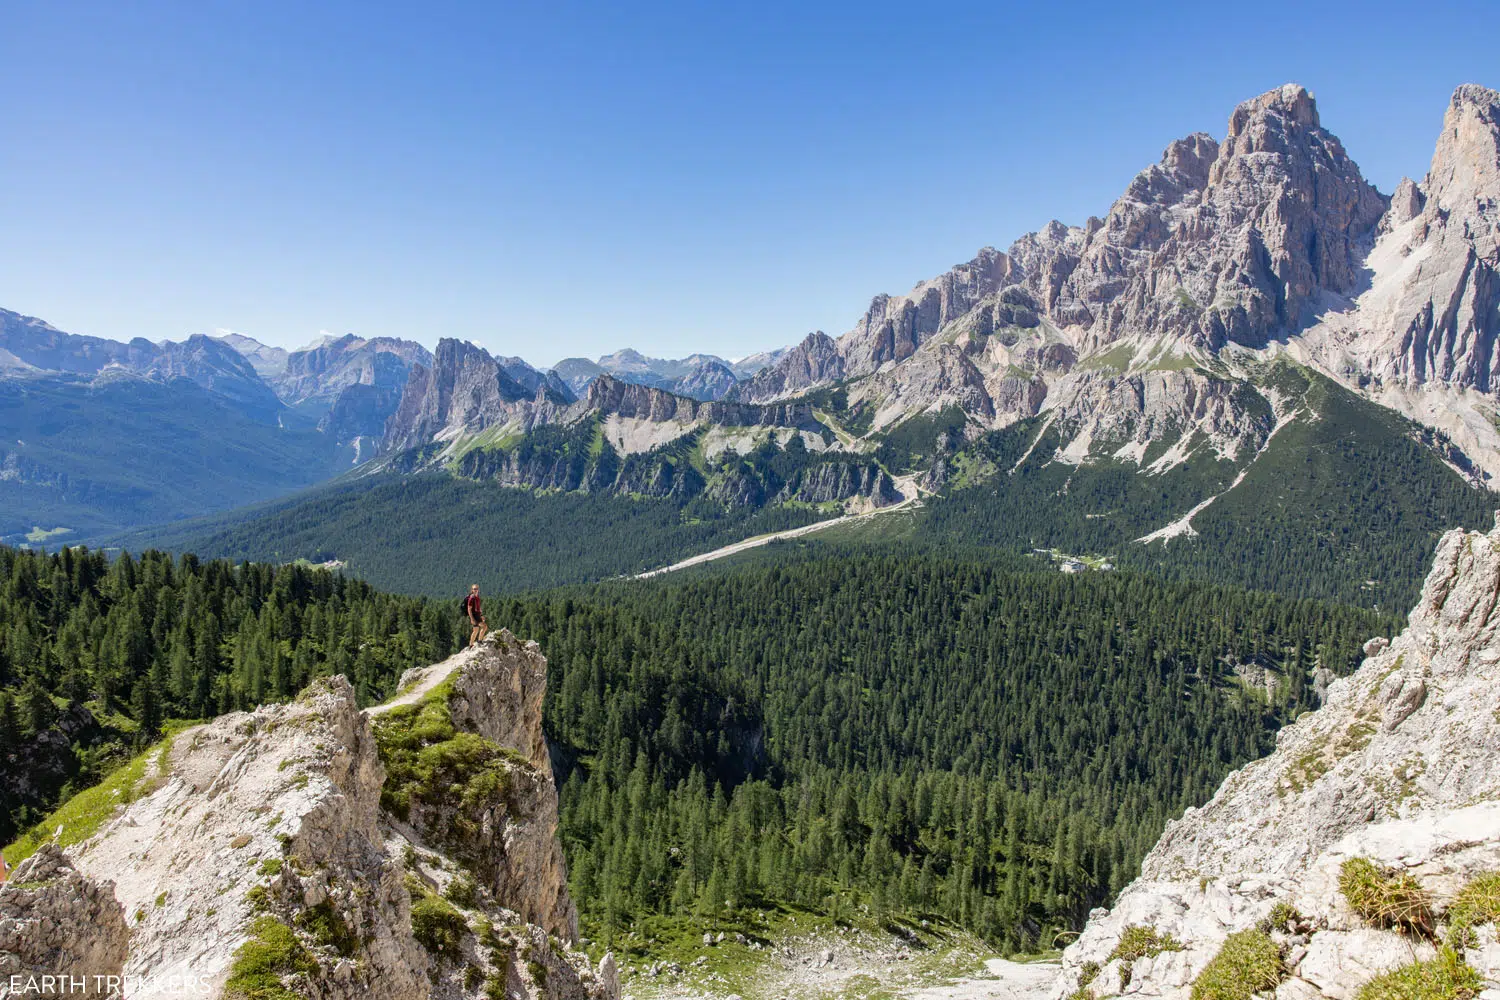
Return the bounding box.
[1052,517,1500,998]
[0,632,619,1000]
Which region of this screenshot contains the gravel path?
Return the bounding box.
[632,479,924,580]
[908,958,1058,999]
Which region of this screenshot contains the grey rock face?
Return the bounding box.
[396,634,581,943]
[1014,84,1387,354]
[1051,517,1500,998]
[274,334,431,412]
[670,359,738,400]
[776,462,900,507]
[733,331,846,401]
[583,375,817,430]
[0,845,127,995]
[383,338,567,452]
[8,637,617,1000]
[1316,84,1500,388]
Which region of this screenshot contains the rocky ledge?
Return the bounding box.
[1053,515,1500,998]
[0,631,617,1000]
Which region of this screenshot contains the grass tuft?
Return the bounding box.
[408,880,469,961]
[1,721,195,865]
[1191,928,1283,1000]
[1445,871,1500,949]
[223,916,317,1000]
[372,680,528,834]
[1353,947,1483,1000]
[1339,857,1435,937]
[1110,924,1185,963]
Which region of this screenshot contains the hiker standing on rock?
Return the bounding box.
[465,584,488,648]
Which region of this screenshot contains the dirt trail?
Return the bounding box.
[908,958,1058,998]
[632,477,924,580]
[365,643,483,717]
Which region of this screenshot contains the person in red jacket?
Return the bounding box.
[465,584,488,649]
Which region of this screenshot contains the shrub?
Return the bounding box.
[372,682,527,845]
[224,916,317,1000]
[1266,901,1301,930]
[445,873,478,908]
[1079,960,1100,985]
[1191,929,1283,1000]
[294,901,356,957]
[1353,947,1483,1000]
[410,890,469,961]
[1064,991,1096,1000]
[1339,857,1435,937]
[1110,924,1186,963]
[1446,871,1500,949]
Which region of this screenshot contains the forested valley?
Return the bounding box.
[0,543,1391,952]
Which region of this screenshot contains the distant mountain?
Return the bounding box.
[728,346,790,380]
[0,371,343,546]
[496,355,575,401]
[551,346,786,400]
[213,332,288,379]
[22,83,1500,605]
[233,81,1495,607]
[1,310,285,422]
[271,334,432,410]
[729,83,1500,486]
[0,312,376,543]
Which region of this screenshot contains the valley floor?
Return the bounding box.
[616,918,1056,1000]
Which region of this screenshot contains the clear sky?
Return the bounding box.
[4,1,1497,366]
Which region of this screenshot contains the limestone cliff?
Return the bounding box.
[1,631,616,1000]
[1052,517,1500,998]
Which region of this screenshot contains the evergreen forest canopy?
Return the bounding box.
[0,543,1393,951]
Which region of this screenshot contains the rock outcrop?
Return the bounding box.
[1052,515,1500,998]
[0,845,128,996]
[383,338,567,453]
[9,632,615,1000]
[1295,84,1500,477]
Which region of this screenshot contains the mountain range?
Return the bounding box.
[0,300,801,543]
[352,82,1500,503]
[5,81,1499,608]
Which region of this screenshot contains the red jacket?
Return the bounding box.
[465,594,483,621]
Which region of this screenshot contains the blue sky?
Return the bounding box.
[3,1,1497,365]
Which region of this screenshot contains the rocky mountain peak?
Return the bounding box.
[1226,82,1320,138]
[1425,83,1500,213]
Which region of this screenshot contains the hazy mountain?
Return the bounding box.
[1,310,286,423]
[213,331,288,379]
[551,346,784,401]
